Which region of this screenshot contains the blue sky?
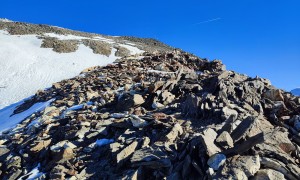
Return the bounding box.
[1,0,299,91]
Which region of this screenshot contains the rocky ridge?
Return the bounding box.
[0,21,173,54]
[1,50,300,179]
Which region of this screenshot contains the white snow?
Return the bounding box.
[0,18,13,22]
[147,70,176,74]
[118,44,144,55]
[61,102,93,118]
[93,36,115,44]
[0,98,54,133]
[45,33,116,44]
[44,32,90,40]
[50,141,77,152]
[18,164,44,180]
[126,42,137,46]
[0,30,119,109]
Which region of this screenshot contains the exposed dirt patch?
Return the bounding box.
[41,37,79,53]
[115,45,131,57]
[82,39,112,56]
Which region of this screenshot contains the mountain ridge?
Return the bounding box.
[291,88,300,96]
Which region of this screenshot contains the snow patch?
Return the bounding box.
[147,70,176,74]
[93,36,115,44]
[0,18,13,22]
[44,33,90,40]
[18,164,44,180]
[0,98,54,133]
[118,44,144,55]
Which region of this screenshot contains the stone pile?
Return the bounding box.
[1,51,300,179]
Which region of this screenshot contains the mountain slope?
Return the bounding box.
[1,21,300,180]
[0,20,173,109]
[291,88,300,96]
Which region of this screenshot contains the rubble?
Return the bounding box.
[1,51,300,179]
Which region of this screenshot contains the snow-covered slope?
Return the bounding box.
[0,97,54,133]
[0,28,144,109]
[291,88,300,96]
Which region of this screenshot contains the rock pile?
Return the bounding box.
[1,51,300,179]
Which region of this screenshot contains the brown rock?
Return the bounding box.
[264,89,284,101]
[58,147,74,162]
[117,141,138,164]
[30,139,52,153]
[165,123,183,143]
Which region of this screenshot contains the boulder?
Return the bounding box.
[165,123,183,143]
[216,131,233,149]
[253,169,285,180]
[199,128,221,156]
[117,141,139,164]
[218,155,261,178]
[264,89,284,101]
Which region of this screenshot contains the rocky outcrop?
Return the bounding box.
[1,50,300,179]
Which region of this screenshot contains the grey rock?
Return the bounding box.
[131,147,171,168]
[219,155,260,178]
[253,169,286,180]
[130,115,148,128]
[222,106,238,121]
[216,131,233,149]
[199,128,221,156]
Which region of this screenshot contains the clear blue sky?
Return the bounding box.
[1,0,299,91]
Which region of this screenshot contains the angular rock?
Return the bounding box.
[230,116,256,142]
[181,94,201,118]
[216,131,233,149]
[30,139,52,153]
[222,106,238,121]
[253,169,285,180]
[59,147,74,161]
[218,155,260,178]
[116,93,145,111]
[130,115,148,128]
[132,94,145,106]
[160,90,175,105]
[117,141,139,164]
[264,89,284,101]
[199,128,221,156]
[224,132,265,156]
[131,147,171,168]
[165,123,183,143]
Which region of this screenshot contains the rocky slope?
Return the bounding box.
[0,49,300,179]
[0,20,173,109]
